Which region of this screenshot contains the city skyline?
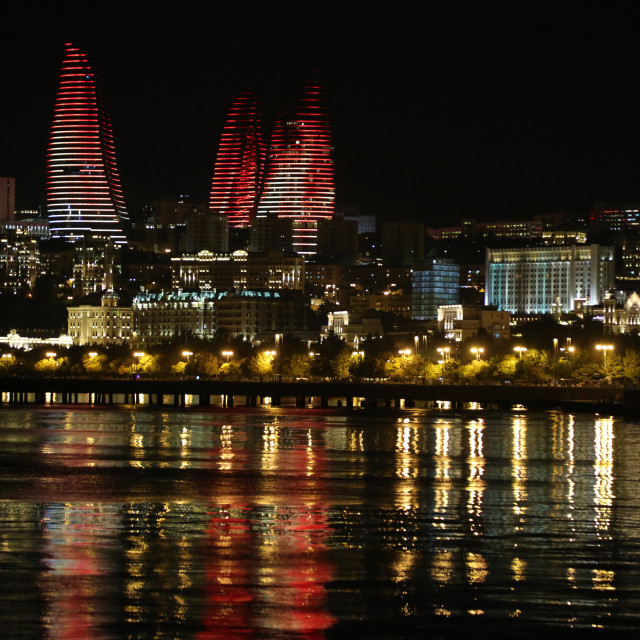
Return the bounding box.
[3,2,640,224]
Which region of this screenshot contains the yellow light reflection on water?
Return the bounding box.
[511,556,527,582]
[431,550,454,584]
[594,417,614,535]
[511,417,527,527]
[395,422,419,509]
[466,419,485,536]
[592,568,615,591]
[466,552,488,584]
[261,424,278,472]
[434,422,452,525]
[219,424,234,471]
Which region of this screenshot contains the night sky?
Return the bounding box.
[2,1,640,226]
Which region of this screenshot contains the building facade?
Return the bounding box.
[209,92,266,227]
[412,259,460,320]
[132,290,221,346]
[257,76,334,255]
[382,222,425,266]
[46,43,128,244]
[485,244,614,314]
[438,305,511,342]
[0,177,15,223]
[171,250,247,290]
[0,228,39,294]
[67,290,133,345]
[214,290,308,340]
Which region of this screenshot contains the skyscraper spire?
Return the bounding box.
[257,75,334,255]
[46,43,128,243]
[209,92,266,227]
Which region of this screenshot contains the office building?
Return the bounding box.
[412,259,460,320]
[382,222,424,266]
[485,244,614,314]
[209,92,266,227]
[46,44,128,243]
[0,177,15,222]
[257,76,334,255]
[132,290,221,346]
[214,290,308,340]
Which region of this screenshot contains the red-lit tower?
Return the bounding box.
[257,76,334,255]
[209,92,266,228]
[46,43,128,244]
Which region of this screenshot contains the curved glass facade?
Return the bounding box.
[46,44,128,244]
[209,92,266,228]
[257,76,334,255]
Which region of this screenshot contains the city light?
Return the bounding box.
[513,346,527,359]
[596,344,614,373]
[222,350,234,363]
[470,347,484,360]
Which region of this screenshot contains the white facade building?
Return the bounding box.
[485,244,614,314]
[67,290,133,345]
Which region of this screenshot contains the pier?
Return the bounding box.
[0,377,633,412]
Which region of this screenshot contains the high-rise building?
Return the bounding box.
[46,43,128,244]
[0,177,15,223]
[209,92,266,228]
[257,76,334,255]
[382,222,425,266]
[411,259,460,320]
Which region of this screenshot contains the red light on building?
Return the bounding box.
[46,43,128,244]
[209,92,266,228]
[257,76,334,255]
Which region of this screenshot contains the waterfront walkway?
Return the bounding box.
[0,377,632,412]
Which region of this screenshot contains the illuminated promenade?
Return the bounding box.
[0,377,631,411]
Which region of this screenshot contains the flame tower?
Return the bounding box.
[209,92,266,227]
[46,43,128,244]
[257,76,334,254]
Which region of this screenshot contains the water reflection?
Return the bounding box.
[1,408,640,637]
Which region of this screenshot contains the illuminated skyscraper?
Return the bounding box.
[209,92,266,228]
[257,76,334,255]
[46,43,128,244]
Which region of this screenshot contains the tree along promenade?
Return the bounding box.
[0,377,633,412]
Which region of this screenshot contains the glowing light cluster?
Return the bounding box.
[46,43,128,244]
[209,92,266,227]
[257,76,334,255]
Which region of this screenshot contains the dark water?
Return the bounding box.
[0,406,639,639]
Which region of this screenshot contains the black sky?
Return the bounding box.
[2,0,640,225]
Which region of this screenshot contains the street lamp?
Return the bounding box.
[275,333,283,378]
[470,347,484,361]
[436,347,450,362]
[398,349,411,357]
[222,350,234,363]
[182,350,193,359]
[596,344,614,374]
[513,346,527,359]
[133,351,145,376]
